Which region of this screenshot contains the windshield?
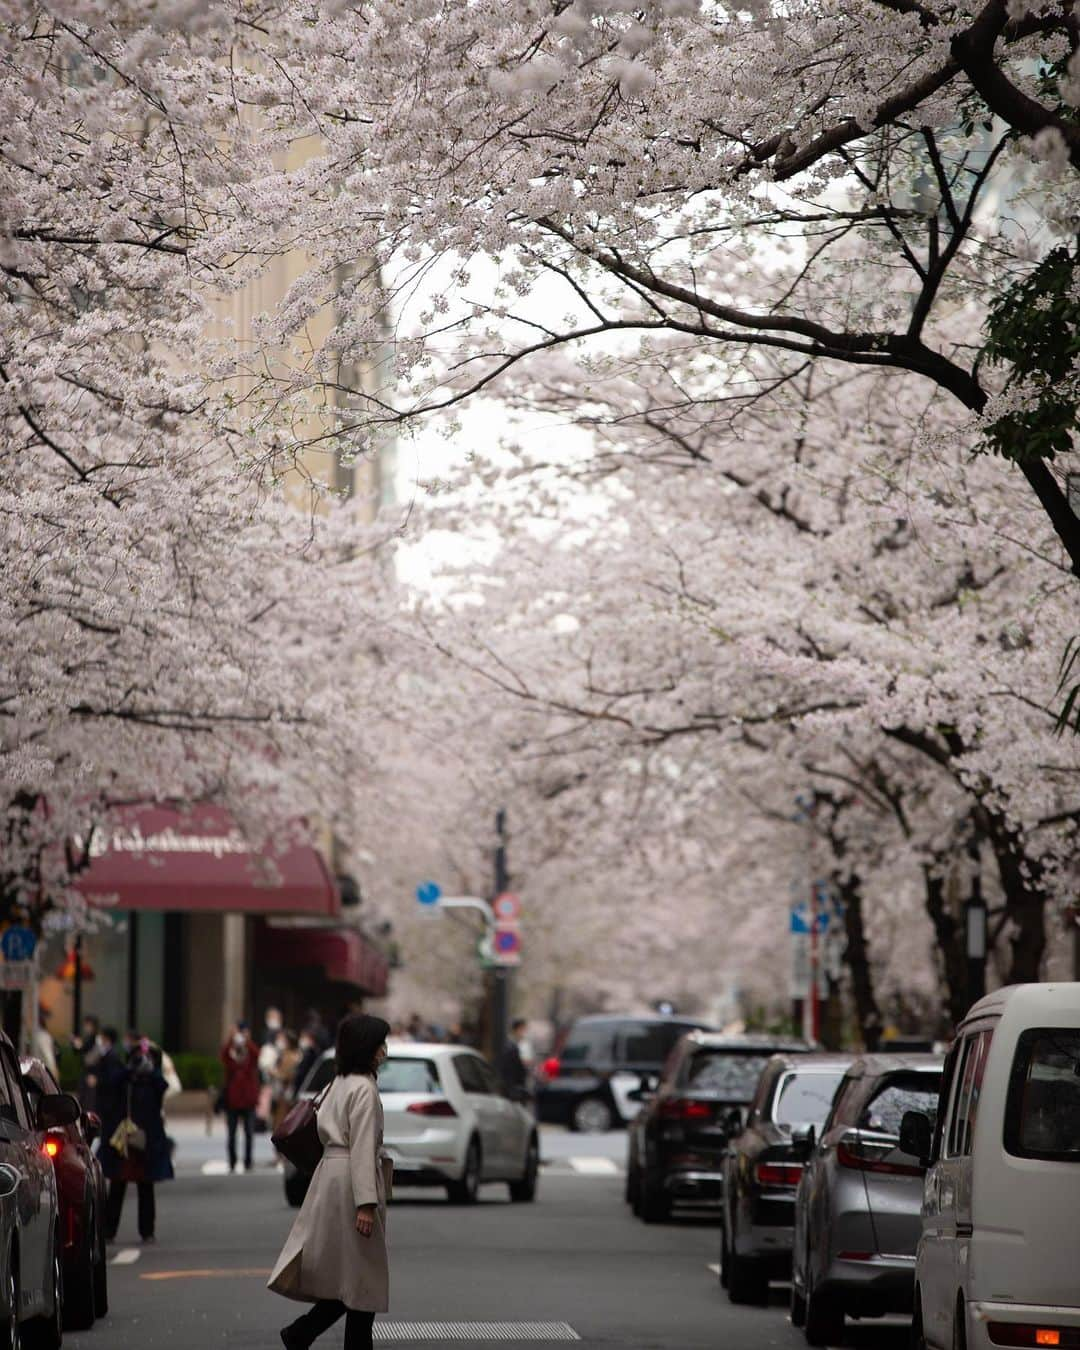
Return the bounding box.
[379,1058,442,1095]
[1006,1029,1080,1161]
[774,1071,845,1128]
[684,1051,772,1098]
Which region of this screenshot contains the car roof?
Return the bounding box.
[962,981,1080,1030]
[684,1031,814,1052]
[844,1052,945,1077]
[770,1053,854,1071]
[568,1014,714,1028]
[385,1041,479,1059]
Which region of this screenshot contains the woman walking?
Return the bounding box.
[269,1014,392,1350]
[99,1035,174,1243]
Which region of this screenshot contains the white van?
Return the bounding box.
[900,983,1080,1350]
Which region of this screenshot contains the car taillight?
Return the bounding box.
[659,1099,712,1121]
[988,1325,1080,1348]
[541,1057,561,1080]
[754,1160,802,1187]
[42,1134,62,1160]
[836,1132,922,1177]
[406,1100,457,1117]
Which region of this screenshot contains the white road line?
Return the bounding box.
[568,1157,619,1175]
[112,1248,141,1266]
[706,1264,721,1277]
[201,1160,231,1176]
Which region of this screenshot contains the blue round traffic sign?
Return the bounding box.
[0,927,36,962]
[494,929,521,955]
[416,881,442,907]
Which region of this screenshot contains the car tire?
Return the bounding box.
[571,1096,613,1134]
[953,1300,967,1350]
[24,1236,62,1350]
[446,1138,481,1204]
[91,1241,107,1321]
[284,1170,310,1208]
[727,1249,768,1306]
[625,1163,640,1210]
[509,1136,539,1203]
[0,1250,20,1350]
[62,1214,96,1331]
[638,1171,670,1224]
[804,1271,843,1347]
[910,1294,927,1350]
[790,1281,807,1329]
[718,1225,729,1289]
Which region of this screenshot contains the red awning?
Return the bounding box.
[256,923,389,997]
[74,804,340,919]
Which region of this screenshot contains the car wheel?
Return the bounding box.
[803,1266,843,1347]
[62,1212,96,1331]
[910,1294,927,1350]
[638,1171,671,1224]
[0,1251,20,1350]
[509,1136,539,1203]
[446,1138,481,1204]
[284,1169,310,1208]
[718,1224,729,1289]
[625,1163,640,1210]
[790,1280,807,1329]
[727,1248,768,1306]
[953,1300,967,1350]
[24,1236,62,1350]
[571,1096,613,1134]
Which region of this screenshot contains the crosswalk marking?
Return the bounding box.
[112,1248,141,1266]
[567,1157,619,1175]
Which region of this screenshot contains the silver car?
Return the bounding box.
[791,1053,943,1346]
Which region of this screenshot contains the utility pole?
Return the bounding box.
[965,835,988,1010]
[491,808,510,1063]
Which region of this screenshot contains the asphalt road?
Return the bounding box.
[68,1128,912,1350]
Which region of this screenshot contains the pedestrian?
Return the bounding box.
[269,1013,392,1350]
[272,1030,302,1133]
[293,1029,321,1094]
[32,1003,58,1078]
[221,1021,260,1172]
[258,1009,284,1132]
[498,1019,532,1097]
[72,1014,102,1111]
[99,1033,173,1243]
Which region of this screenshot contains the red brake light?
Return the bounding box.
[754,1161,802,1187]
[836,1133,923,1177]
[42,1135,62,1160]
[406,1100,457,1117]
[660,1099,711,1121]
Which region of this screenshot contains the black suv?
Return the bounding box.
[720,1053,850,1302]
[536,1014,713,1133]
[627,1032,812,1222]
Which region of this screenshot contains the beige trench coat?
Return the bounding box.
[268,1073,391,1312]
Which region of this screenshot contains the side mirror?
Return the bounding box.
[37,1093,80,1131]
[83,1111,102,1144]
[899,1110,933,1167]
[791,1123,817,1162]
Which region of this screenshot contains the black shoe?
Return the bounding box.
[281,1330,307,1350]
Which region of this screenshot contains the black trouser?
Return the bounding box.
[226,1107,255,1170]
[284,1300,375,1350]
[106,1179,155,1239]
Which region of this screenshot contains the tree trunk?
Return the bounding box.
[837,873,883,1050]
[922,866,969,1027]
[980,813,1047,983]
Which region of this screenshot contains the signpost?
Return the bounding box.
[0,927,38,1055]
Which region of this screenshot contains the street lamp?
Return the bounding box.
[965,838,987,1008]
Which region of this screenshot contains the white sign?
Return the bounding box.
[0,961,36,992]
[790,934,810,998]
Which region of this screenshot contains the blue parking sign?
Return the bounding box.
[0,927,36,962]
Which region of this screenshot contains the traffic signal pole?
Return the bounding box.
[491,809,510,1063]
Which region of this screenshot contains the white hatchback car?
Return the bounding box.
[901,983,1080,1350]
[283,1041,539,1207]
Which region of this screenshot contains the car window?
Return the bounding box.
[0,1050,30,1131]
[304,1055,337,1096]
[822,1074,861,1131]
[475,1060,504,1095]
[681,1051,772,1098]
[946,1031,992,1157]
[454,1055,491,1094]
[773,1070,846,1128]
[861,1072,942,1138]
[560,1024,615,1066]
[1005,1028,1080,1161]
[748,1064,778,1121]
[616,1022,696,1066]
[379,1058,442,1094]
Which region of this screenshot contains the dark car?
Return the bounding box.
[791,1053,944,1346]
[0,1030,78,1349]
[537,1015,714,1134]
[626,1032,813,1222]
[720,1054,851,1303]
[22,1058,109,1330]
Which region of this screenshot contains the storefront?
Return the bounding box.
[39,804,388,1054]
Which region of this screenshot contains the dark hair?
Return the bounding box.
[512,1019,528,1033]
[336,1013,390,1077]
[101,1027,119,1045]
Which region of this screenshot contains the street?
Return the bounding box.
[70,1127,910,1350]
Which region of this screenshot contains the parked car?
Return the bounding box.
[625,1032,812,1223]
[537,1014,714,1134]
[21,1058,109,1331]
[284,1043,538,1208]
[720,1054,851,1304]
[0,1028,78,1349]
[791,1052,944,1346]
[901,983,1080,1350]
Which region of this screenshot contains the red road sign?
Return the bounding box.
[493,892,521,923]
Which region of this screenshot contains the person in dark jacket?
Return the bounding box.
[221,1021,260,1172]
[497,1019,530,1096]
[98,1032,173,1243]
